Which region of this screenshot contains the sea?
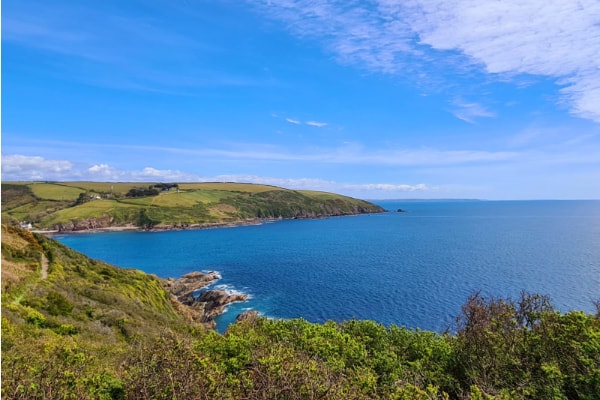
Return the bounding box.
[55,200,600,333]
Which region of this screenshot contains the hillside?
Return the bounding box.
[1,181,384,231]
[2,225,599,399]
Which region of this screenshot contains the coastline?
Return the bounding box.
[41,212,383,236]
[41,218,277,235]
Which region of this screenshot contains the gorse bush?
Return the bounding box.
[453,292,600,399]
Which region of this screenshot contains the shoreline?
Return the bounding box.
[41,212,381,236]
[41,218,277,235]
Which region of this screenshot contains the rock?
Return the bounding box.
[55,216,114,232]
[236,310,260,323]
[163,271,220,301]
[196,290,248,321]
[397,209,406,213]
[163,272,248,329]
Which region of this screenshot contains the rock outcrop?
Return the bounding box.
[164,271,220,302]
[54,216,114,232]
[195,290,248,322]
[236,310,260,324]
[163,271,248,328]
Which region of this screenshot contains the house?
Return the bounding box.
[19,222,33,230]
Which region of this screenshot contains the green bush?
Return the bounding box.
[46,291,74,316]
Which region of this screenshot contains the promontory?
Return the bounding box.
[1,181,385,232]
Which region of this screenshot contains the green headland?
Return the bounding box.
[1,181,385,232]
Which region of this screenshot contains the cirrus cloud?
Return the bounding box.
[250,0,600,123]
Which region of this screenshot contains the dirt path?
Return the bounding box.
[41,254,49,279]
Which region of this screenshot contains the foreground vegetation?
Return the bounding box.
[1,181,384,231]
[2,225,599,399]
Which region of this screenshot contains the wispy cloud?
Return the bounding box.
[451,99,496,123]
[4,139,518,166]
[306,121,328,127]
[282,116,328,127]
[285,118,301,125]
[249,0,600,123]
[250,0,417,75]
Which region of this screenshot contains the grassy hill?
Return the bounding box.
[2,225,599,399]
[1,224,202,398]
[1,181,384,231]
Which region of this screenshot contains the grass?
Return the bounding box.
[28,183,85,201]
[4,200,73,223]
[151,190,237,206]
[298,190,349,200]
[39,200,140,226]
[54,182,153,195]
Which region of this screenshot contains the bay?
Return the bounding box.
[55,200,600,332]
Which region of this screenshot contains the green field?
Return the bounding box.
[28,182,86,201]
[2,181,384,231]
[52,181,156,195]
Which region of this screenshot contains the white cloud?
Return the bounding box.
[1,154,73,180]
[306,121,328,127]
[401,0,600,122]
[1,155,204,182]
[277,114,328,127]
[251,0,416,74]
[250,0,600,123]
[88,164,115,176]
[285,118,302,125]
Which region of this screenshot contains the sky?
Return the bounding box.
[2,0,600,200]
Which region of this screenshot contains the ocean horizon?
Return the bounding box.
[55,200,600,332]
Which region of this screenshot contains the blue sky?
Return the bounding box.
[2,0,600,199]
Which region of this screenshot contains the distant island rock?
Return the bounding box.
[397,209,406,213]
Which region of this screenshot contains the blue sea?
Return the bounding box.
[55,200,600,333]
